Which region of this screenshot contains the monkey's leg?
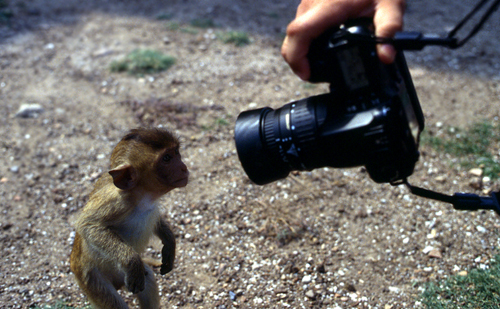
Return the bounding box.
[136,264,160,309]
[80,268,129,309]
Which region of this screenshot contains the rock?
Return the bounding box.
[302,275,312,283]
[428,249,442,259]
[422,246,434,254]
[483,188,492,195]
[435,175,446,183]
[305,290,315,299]
[469,168,483,177]
[15,104,45,118]
[476,226,487,233]
[316,263,326,273]
[469,177,482,189]
[9,166,19,173]
[92,48,114,57]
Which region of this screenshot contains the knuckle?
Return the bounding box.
[286,20,305,38]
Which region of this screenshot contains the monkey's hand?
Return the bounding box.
[125,256,146,294]
[160,245,175,275]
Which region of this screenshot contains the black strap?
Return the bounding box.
[403,179,500,215]
[448,0,500,47]
[371,0,500,50]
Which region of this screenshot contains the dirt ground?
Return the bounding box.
[1,0,500,308]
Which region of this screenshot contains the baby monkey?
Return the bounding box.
[70,127,189,309]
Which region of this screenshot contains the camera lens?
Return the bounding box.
[234,95,326,185]
[234,108,288,185]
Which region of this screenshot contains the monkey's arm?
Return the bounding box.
[155,219,176,275]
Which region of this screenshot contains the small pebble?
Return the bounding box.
[15,104,45,118]
[428,249,442,259]
[469,168,483,177]
[302,275,312,283]
[305,290,315,299]
[476,226,487,233]
[435,175,446,183]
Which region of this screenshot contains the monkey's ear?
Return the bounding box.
[108,164,138,190]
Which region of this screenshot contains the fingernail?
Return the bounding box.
[378,44,396,64]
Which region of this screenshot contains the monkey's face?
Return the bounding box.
[155,146,189,190]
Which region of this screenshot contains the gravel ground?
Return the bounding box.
[1,0,500,308]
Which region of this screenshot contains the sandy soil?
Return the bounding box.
[1,0,500,308]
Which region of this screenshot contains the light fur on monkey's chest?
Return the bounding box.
[117,195,160,253]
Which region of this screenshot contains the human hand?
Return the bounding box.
[282,0,405,81]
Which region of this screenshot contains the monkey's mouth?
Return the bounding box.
[174,177,189,186]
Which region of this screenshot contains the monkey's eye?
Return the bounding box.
[162,154,172,162]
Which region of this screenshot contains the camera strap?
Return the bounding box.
[396,0,500,214]
[447,0,500,47]
[390,1,500,215]
[403,179,500,215]
[378,0,500,50]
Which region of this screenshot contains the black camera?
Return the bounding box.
[234,19,424,185]
[235,4,500,214]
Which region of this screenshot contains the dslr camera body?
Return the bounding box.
[234,19,424,185]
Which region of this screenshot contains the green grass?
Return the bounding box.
[163,20,250,47]
[179,27,198,35]
[420,255,500,308]
[164,21,199,34]
[0,0,13,24]
[165,21,180,31]
[265,11,280,19]
[190,18,216,28]
[201,117,230,131]
[220,31,250,47]
[110,49,175,76]
[156,13,173,20]
[214,118,230,126]
[421,121,500,179]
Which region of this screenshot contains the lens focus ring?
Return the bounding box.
[289,102,318,169]
[262,110,278,153]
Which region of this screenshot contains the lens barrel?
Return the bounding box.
[234,108,289,185]
[235,95,327,185]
